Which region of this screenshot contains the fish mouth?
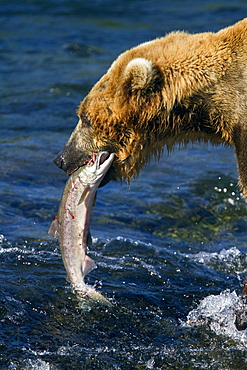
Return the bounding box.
[67,152,115,188]
[87,151,110,168]
[68,152,112,175]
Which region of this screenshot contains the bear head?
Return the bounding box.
[54,29,234,185]
[54,50,167,184]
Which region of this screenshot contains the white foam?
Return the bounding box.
[185,247,242,265]
[186,290,247,345]
[8,358,56,370]
[0,234,5,243]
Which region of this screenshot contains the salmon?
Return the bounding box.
[49,151,114,300]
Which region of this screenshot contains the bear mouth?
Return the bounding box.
[67,152,112,176]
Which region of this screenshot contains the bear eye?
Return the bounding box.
[80,113,91,128]
[98,77,109,91]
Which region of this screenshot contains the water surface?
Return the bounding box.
[1,1,247,369]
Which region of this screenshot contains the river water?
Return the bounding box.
[1,1,247,369]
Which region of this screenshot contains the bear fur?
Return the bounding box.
[54,18,247,195]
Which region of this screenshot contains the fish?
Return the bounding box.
[49,151,115,302]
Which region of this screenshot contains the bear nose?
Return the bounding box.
[53,151,66,171]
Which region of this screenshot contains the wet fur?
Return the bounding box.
[55,19,247,195]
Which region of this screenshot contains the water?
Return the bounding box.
[1,1,247,368]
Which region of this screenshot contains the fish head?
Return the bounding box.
[81,151,115,186]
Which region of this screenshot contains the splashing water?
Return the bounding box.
[186,290,247,345]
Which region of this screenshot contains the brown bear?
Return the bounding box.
[54,18,247,195]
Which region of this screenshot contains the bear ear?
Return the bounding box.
[124,57,160,92]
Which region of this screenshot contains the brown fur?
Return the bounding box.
[54,19,247,195]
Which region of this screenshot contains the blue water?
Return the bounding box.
[1,1,247,368]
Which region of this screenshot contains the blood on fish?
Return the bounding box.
[68,210,75,219]
[71,180,79,190]
[49,151,115,300]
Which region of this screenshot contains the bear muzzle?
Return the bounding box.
[53,150,69,173]
[53,147,117,186]
[53,148,92,175]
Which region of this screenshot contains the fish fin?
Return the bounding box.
[93,191,97,206]
[78,186,89,205]
[48,216,59,238]
[87,230,92,247]
[82,255,97,276]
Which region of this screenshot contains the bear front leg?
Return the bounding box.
[233,127,247,197]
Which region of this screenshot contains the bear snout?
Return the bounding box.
[53,151,67,172]
[53,150,77,175]
[53,148,91,175]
